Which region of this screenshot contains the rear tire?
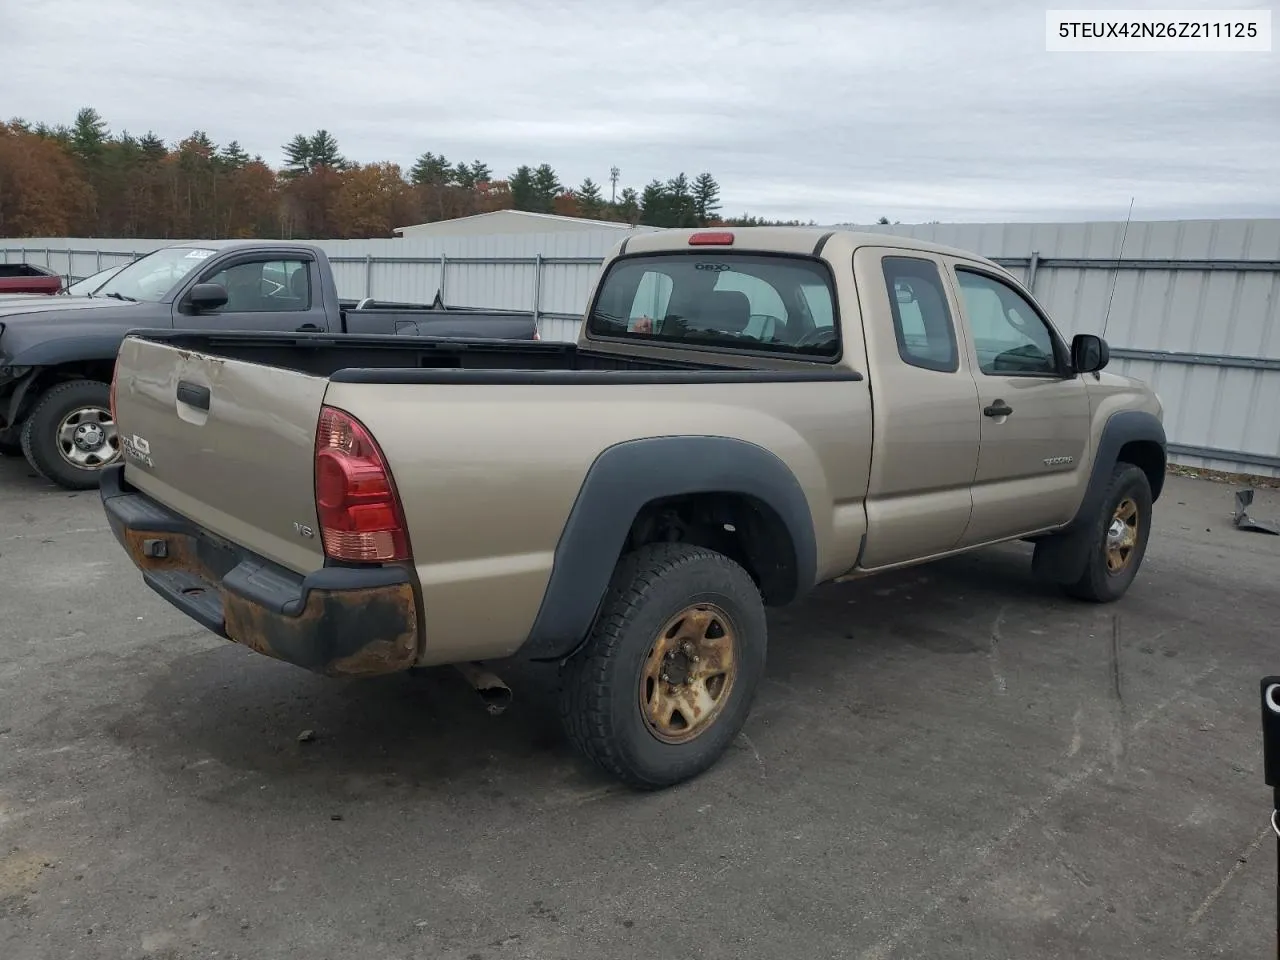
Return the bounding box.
[20,380,119,490]
[1058,463,1153,603]
[558,542,767,790]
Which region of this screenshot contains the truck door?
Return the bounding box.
[172,254,332,332]
[945,262,1092,546]
[855,248,982,569]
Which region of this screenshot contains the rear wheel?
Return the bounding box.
[558,542,767,789]
[20,379,119,490]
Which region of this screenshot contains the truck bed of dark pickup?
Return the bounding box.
[0,239,542,489]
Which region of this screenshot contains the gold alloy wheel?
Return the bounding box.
[1105,497,1140,573]
[638,603,737,744]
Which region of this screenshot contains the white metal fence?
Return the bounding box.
[4,218,1279,477]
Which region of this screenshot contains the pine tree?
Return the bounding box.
[218,141,251,169]
[71,107,109,163]
[577,177,603,217]
[307,129,344,169]
[531,164,561,213]
[138,132,167,161]
[452,161,476,189]
[617,186,640,224]
[509,165,536,210]
[665,173,696,227]
[282,133,312,177]
[409,152,452,186]
[639,179,667,226]
[692,173,720,225]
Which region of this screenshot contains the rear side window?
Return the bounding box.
[588,253,839,357]
[881,256,958,373]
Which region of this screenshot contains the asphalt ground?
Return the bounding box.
[2,454,1279,960]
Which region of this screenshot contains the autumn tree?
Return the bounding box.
[0,106,773,239]
[332,162,416,238]
[0,122,93,235]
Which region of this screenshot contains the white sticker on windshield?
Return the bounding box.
[185,249,214,259]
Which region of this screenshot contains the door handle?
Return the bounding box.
[176,380,211,412]
[983,400,1013,418]
[296,323,322,332]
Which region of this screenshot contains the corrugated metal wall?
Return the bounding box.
[5,218,1278,476]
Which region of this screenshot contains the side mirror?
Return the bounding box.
[1071,333,1110,373]
[187,282,228,312]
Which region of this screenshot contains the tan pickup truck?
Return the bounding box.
[102,227,1166,789]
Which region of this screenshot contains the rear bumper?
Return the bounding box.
[99,464,421,677]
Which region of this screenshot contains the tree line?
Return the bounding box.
[0,107,820,240]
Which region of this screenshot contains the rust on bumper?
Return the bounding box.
[101,465,422,679]
[222,580,419,678]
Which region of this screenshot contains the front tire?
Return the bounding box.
[1059,463,1153,603]
[558,542,767,789]
[20,379,120,490]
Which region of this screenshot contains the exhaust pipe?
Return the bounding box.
[453,662,512,716]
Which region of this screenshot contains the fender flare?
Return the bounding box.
[1072,409,1167,525]
[3,337,122,426]
[517,435,819,660]
[8,335,124,369]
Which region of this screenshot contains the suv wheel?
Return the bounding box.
[558,542,767,789]
[1059,462,1153,603]
[20,380,120,490]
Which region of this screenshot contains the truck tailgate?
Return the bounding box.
[113,335,328,575]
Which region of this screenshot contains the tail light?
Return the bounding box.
[109,364,119,420]
[314,405,411,563]
[688,231,734,246]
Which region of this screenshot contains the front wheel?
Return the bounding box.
[558,542,767,789]
[1058,463,1153,603]
[20,379,120,490]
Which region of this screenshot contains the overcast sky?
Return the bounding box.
[2,0,1276,224]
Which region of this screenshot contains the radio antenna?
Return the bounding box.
[1101,196,1134,338]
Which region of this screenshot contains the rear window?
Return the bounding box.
[587,254,839,358]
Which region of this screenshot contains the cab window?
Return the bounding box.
[881,256,958,373]
[590,253,839,357]
[955,269,1058,375]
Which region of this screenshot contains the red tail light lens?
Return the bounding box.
[688,231,734,246]
[314,405,410,563]
[109,364,119,421]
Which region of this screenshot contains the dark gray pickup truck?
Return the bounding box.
[0,239,539,489]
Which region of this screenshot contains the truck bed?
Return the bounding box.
[116,329,818,380]
[339,306,540,340]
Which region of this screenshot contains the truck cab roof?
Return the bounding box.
[615,225,1010,273]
